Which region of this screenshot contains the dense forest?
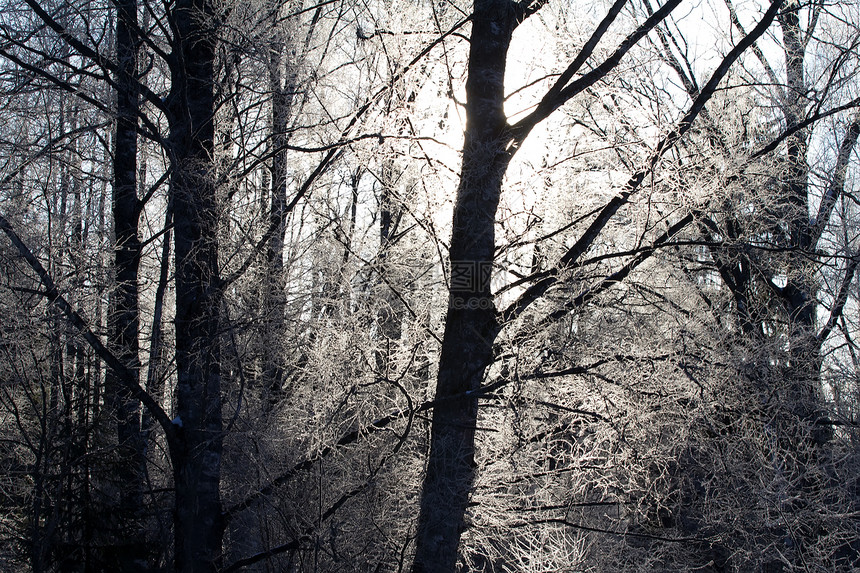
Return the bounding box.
[0,0,859,571]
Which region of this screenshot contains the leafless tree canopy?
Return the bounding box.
[0,0,859,571]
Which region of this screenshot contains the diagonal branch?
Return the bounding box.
[749,97,860,162]
[0,211,177,445]
[818,255,859,344]
[20,0,167,112]
[502,0,785,322]
[510,517,703,543]
[809,117,860,249]
[509,0,682,147]
[533,0,630,105]
[513,0,552,24]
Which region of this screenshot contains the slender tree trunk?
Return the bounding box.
[105,0,149,568]
[166,1,224,571]
[412,2,515,570]
[261,28,295,405]
[374,156,404,374]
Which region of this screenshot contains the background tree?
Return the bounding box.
[1,0,860,572]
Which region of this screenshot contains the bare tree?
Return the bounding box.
[410,0,790,570]
[3,1,860,572]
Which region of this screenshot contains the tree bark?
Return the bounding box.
[777,1,831,446]
[409,0,775,568]
[411,2,515,570]
[105,0,149,568]
[166,1,224,571]
[261,22,295,406]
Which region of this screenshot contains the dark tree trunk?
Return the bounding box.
[105,0,149,568]
[166,1,224,571]
[411,2,515,570]
[375,156,404,373]
[409,0,758,567]
[261,30,296,405]
[777,0,822,434]
[700,3,859,567]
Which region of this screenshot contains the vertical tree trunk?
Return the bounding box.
[777,0,823,436]
[412,2,515,570]
[261,25,295,405]
[106,0,149,568]
[166,1,224,571]
[700,4,856,567]
[374,156,404,373]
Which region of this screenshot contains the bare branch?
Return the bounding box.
[0,211,177,445]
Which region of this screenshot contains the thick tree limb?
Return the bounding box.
[509,0,682,146]
[809,117,860,248]
[818,255,859,344]
[503,0,786,322]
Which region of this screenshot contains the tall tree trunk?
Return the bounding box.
[261,26,295,406]
[105,0,149,568]
[412,2,515,570]
[374,156,404,374]
[166,1,224,571]
[777,0,823,437]
[701,4,858,567]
